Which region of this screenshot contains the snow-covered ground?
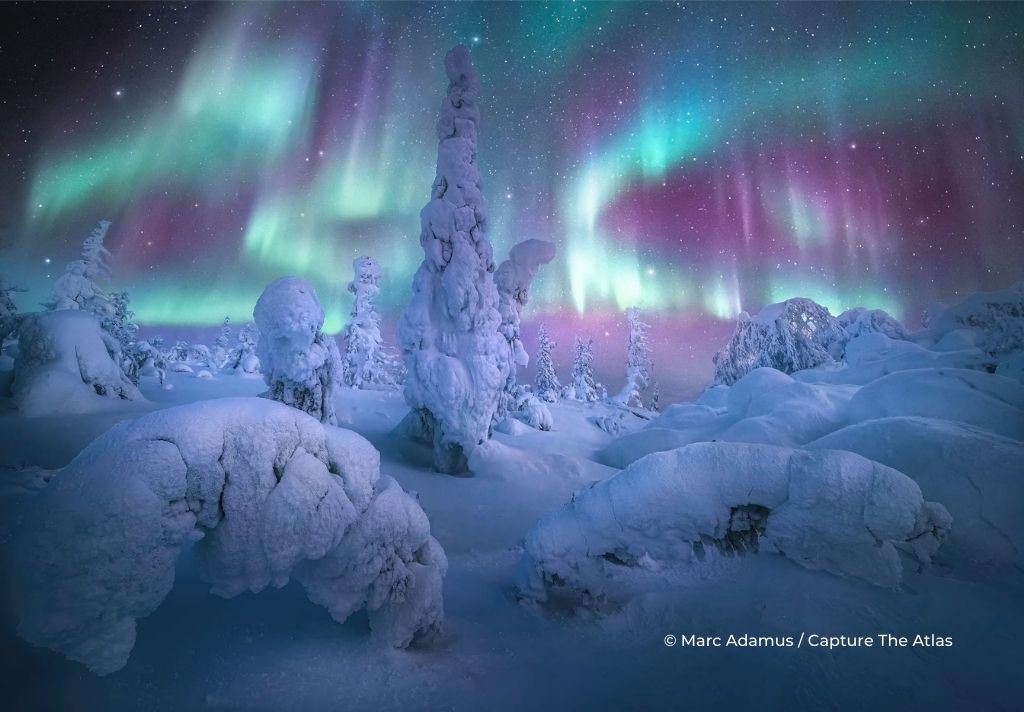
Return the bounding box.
[2,329,1023,709]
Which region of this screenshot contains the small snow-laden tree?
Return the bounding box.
[0,272,27,344]
[494,239,557,423]
[212,316,232,368]
[254,276,342,425]
[571,336,601,403]
[227,322,261,374]
[103,290,138,353]
[612,307,653,408]
[342,256,397,389]
[533,324,560,402]
[170,339,190,363]
[396,45,510,474]
[46,220,115,321]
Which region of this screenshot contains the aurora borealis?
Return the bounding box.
[2,1,1023,394]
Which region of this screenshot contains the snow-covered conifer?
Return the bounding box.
[494,239,556,422]
[571,335,601,402]
[342,256,397,389]
[612,307,653,408]
[396,45,510,474]
[254,276,341,425]
[212,316,232,368]
[0,273,26,344]
[46,220,114,320]
[171,340,190,363]
[103,291,138,351]
[533,324,560,403]
[227,323,261,374]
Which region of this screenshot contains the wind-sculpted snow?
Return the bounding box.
[810,417,1024,574]
[11,310,142,415]
[519,443,951,606]
[926,280,1024,359]
[12,398,446,675]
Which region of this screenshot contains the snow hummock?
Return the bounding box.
[254,276,342,425]
[10,310,142,416]
[925,280,1024,359]
[11,398,446,675]
[519,442,951,605]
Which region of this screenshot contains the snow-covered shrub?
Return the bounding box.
[513,391,553,431]
[12,398,447,675]
[611,307,652,408]
[170,339,190,363]
[396,46,510,474]
[810,416,1024,574]
[123,339,166,385]
[212,315,232,368]
[926,280,1024,359]
[833,307,908,350]
[44,220,115,320]
[570,336,601,402]
[10,310,142,416]
[518,442,951,605]
[227,322,261,375]
[254,276,342,425]
[342,256,397,389]
[494,239,556,421]
[533,324,561,402]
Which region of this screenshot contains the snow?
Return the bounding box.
[10,398,446,675]
[10,310,142,416]
[254,276,342,425]
[925,279,1024,359]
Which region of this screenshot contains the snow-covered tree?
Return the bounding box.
[533,324,560,403]
[396,45,510,474]
[212,316,232,368]
[342,256,397,389]
[226,322,261,374]
[102,290,138,351]
[494,239,557,422]
[170,339,190,363]
[254,276,342,425]
[612,307,653,408]
[0,273,26,344]
[571,336,601,402]
[46,220,114,321]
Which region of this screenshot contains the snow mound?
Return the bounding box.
[10,310,142,416]
[519,443,950,606]
[12,398,446,675]
[926,280,1024,359]
[845,368,1024,440]
[602,368,855,467]
[809,417,1024,574]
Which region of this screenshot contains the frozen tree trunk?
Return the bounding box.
[396,45,510,474]
[254,277,341,425]
[494,239,556,422]
[612,307,653,408]
[342,256,397,389]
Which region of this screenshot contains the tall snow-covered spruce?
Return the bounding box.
[397,45,509,474]
[254,276,342,425]
[342,256,396,389]
[533,324,560,402]
[494,239,556,421]
[571,335,601,402]
[612,307,653,408]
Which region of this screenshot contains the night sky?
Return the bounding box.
[1,1,1023,396]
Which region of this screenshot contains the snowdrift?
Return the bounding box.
[12,398,446,675]
[10,310,141,415]
[519,442,951,607]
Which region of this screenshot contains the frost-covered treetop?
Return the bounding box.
[350,256,382,300]
[254,276,327,382]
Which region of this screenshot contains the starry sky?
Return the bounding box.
[1,1,1023,397]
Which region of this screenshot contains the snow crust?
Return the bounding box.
[11,310,142,416]
[12,398,446,674]
[519,442,950,604]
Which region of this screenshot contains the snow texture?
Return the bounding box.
[12,398,447,675]
[10,310,142,416]
[396,45,510,474]
[254,276,342,425]
[342,256,397,389]
[519,442,951,605]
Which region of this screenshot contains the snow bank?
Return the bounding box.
[845,368,1024,440]
[810,417,1024,574]
[926,280,1024,359]
[12,398,446,675]
[10,310,142,416]
[519,443,950,605]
